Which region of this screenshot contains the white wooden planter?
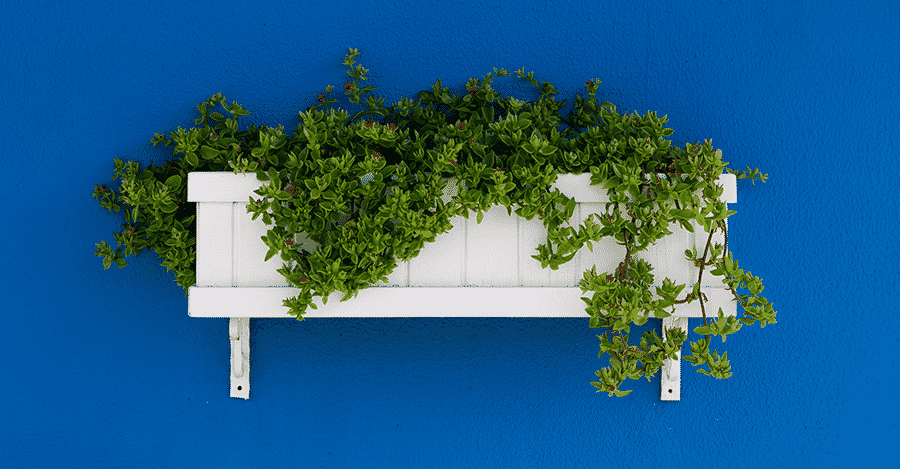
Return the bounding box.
[187,169,737,400]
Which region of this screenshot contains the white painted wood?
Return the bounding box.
[187,171,737,204]
[408,178,467,287]
[188,285,736,318]
[195,203,233,286]
[233,201,292,287]
[229,317,249,399]
[187,170,738,400]
[661,316,687,401]
[467,204,519,286]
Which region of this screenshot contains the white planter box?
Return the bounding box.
[187,170,738,400]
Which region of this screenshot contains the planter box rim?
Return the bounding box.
[187,171,737,204]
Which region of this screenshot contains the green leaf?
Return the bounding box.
[210,112,225,122]
[116,259,127,268]
[185,152,199,168]
[540,144,558,156]
[674,182,692,192]
[164,175,182,192]
[302,126,318,145]
[564,198,576,218]
[200,145,220,160]
[266,167,279,183]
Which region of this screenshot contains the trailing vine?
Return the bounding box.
[94,47,775,397]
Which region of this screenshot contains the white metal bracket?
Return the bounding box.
[229,317,250,399]
[661,316,688,401]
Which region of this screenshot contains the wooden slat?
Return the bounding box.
[233,202,292,287]
[408,212,467,286]
[187,171,266,203]
[552,172,736,204]
[467,204,519,286]
[188,285,736,318]
[188,171,736,204]
[195,203,233,287]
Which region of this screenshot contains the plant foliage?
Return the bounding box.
[94,47,775,397]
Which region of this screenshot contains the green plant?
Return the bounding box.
[94,47,775,397]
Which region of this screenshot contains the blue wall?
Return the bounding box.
[2,0,896,467]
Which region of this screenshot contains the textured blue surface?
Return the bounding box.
[2,0,897,467]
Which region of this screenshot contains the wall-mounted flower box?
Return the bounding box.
[187,170,737,400]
